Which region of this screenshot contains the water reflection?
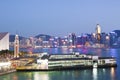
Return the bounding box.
[92,68,98,80]
[34,72,49,80]
[69,48,73,53]
[0,68,119,80]
[12,75,18,80]
[42,48,49,53]
[53,48,58,53]
[110,67,116,80]
[102,68,106,74]
[61,48,69,54]
[110,49,118,57]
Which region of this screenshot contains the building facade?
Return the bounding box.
[96,24,101,42]
[0,32,9,51]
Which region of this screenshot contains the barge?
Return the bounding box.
[16,53,117,71]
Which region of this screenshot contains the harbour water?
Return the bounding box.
[0,48,120,80]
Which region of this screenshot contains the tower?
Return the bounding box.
[71,33,76,46]
[14,34,19,58]
[96,24,101,34]
[96,24,101,42]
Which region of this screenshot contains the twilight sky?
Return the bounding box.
[0,0,120,37]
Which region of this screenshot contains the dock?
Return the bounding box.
[16,53,117,71]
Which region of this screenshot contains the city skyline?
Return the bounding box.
[0,0,120,37]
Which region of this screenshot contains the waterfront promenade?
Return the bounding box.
[0,61,16,76]
[0,54,37,75]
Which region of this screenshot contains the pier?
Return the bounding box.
[0,53,117,73]
[16,53,117,71]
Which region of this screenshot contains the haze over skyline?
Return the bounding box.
[0,0,120,37]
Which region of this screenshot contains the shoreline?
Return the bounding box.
[0,64,117,75]
[0,69,16,76]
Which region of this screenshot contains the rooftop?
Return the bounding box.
[0,32,9,40]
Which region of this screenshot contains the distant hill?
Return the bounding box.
[9,35,26,42]
[35,34,52,41]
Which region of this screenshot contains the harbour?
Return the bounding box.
[0,48,120,80]
[1,0,120,79]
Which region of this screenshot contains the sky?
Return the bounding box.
[0,0,120,37]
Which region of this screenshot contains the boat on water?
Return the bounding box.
[16,52,117,71]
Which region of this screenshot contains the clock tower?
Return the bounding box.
[14,34,19,58]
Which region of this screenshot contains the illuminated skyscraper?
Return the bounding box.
[96,24,101,34]
[68,33,72,46]
[96,24,101,42]
[14,34,19,58]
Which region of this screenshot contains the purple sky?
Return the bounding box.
[0,0,120,37]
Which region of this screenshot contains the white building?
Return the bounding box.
[0,32,9,51]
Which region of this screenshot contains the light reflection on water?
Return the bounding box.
[34,72,49,80]
[0,68,118,80]
[93,68,98,80]
[110,67,116,80]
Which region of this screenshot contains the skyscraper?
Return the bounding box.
[71,33,76,46]
[96,24,101,34]
[14,34,19,58]
[96,24,101,42]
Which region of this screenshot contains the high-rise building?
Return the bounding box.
[96,24,101,34]
[14,34,19,58]
[96,24,101,42]
[0,32,9,51]
[68,33,72,46]
[71,33,76,46]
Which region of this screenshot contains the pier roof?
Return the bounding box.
[48,58,92,61]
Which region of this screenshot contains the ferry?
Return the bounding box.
[16,52,117,71]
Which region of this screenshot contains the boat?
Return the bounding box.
[16,52,117,71]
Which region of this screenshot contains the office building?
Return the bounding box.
[96,24,101,42]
